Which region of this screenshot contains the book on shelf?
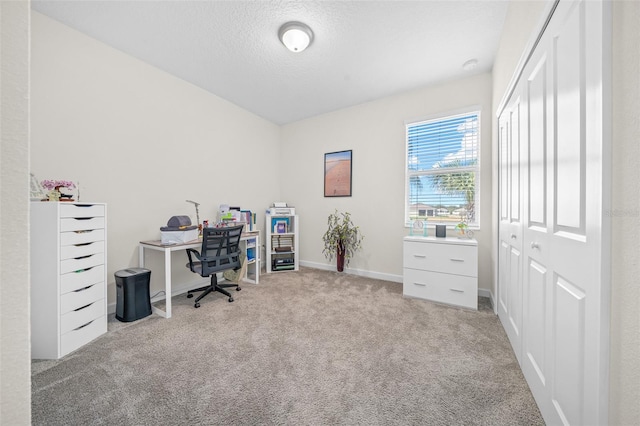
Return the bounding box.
[240,210,256,231]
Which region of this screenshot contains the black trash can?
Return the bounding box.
[115,268,152,322]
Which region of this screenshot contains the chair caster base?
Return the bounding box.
[194,302,200,308]
[236,287,241,291]
[228,297,234,302]
[187,293,193,298]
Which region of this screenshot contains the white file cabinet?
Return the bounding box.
[31,202,108,359]
[403,236,478,310]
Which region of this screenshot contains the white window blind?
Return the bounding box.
[405,111,480,227]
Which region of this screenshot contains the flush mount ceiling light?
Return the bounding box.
[462,59,479,71]
[278,21,313,53]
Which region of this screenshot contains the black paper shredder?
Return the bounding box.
[115,268,152,322]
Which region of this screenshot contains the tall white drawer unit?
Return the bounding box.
[403,236,478,310]
[30,202,108,359]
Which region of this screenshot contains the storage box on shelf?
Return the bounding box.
[402,236,478,310]
[265,214,299,273]
[30,202,108,359]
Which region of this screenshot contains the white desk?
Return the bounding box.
[139,232,260,318]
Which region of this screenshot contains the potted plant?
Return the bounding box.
[455,221,468,236]
[322,209,364,272]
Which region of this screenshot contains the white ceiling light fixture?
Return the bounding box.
[278,21,313,53]
[462,59,478,71]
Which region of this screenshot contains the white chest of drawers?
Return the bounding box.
[403,236,478,310]
[30,202,108,359]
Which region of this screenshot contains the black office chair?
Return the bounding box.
[185,224,244,308]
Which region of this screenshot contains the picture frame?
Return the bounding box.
[324,150,352,197]
[275,220,288,234]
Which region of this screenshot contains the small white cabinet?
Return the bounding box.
[403,236,478,310]
[30,202,108,359]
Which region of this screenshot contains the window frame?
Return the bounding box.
[404,108,481,229]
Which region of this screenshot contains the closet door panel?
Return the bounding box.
[508,247,522,336]
[552,274,586,426]
[522,44,554,410]
[498,94,524,358]
[498,240,510,315]
[527,56,548,228]
[554,2,585,235]
[525,259,547,383]
[548,11,592,424]
[510,101,521,223]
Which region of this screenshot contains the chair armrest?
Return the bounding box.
[185,248,201,272]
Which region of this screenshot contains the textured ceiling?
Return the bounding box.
[32,1,509,125]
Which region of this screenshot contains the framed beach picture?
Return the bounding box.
[324,150,352,197]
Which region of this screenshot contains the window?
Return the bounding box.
[405,110,480,228]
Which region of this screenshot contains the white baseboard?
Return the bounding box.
[478,288,495,309]
[301,261,495,305]
[299,260,403,283]
[108,264,495,315]
[107,277,210,315]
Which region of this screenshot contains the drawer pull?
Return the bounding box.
[74,302,94,312]
[413,282,427,287]
[449,258,465,262]
[73,284,94,292]
[449,288,464,293]
[413,254,427,258]
[72,217,94,221]
[74,267,94,273]
[74,320,94,331]
[73,254,92,260]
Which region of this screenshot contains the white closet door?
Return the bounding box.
[498,94,524,361]
[497,0,609,424]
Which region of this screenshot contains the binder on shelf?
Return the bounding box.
[246,247,256,262]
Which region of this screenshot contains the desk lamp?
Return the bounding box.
[186,200,202,237]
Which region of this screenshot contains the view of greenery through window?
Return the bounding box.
[406,111,480,227]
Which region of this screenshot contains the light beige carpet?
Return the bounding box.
[32,267,544,425]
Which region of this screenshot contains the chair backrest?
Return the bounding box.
[199,225,244,277]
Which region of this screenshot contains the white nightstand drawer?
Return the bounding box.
[60,253,104,274]
[403,269,477,309]
[60,229,105,246]
[61,265,105,294]
[60,241,105,261]
[61,315,107,357]
[60,204,105,218]
[60,299,105,334]
[60,281,104,313]
[403,241,477,277]
[60,217,105,232]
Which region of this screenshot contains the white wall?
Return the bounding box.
[610,1,640,423]
[0,0,31,423]
[30,12,282,302]
[492,1,640,424]
[280,73,494,289]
